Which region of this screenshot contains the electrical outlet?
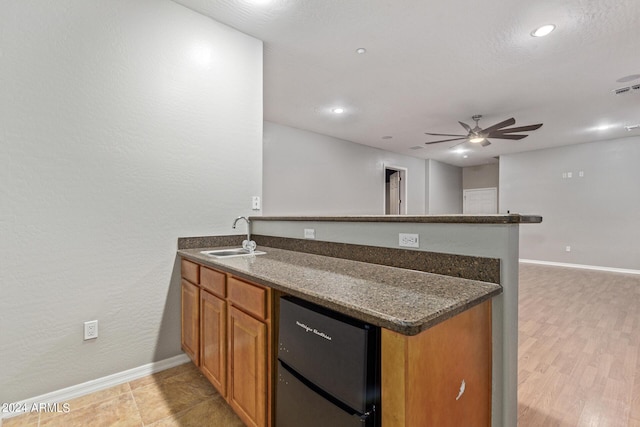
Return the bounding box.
[84,320,98,340]
[304,228,315,239]
[399,233,419,248]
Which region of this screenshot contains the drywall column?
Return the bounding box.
[252,218,522,427]
[427,159,463,214]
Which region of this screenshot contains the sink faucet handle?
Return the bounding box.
[243,239,257,253]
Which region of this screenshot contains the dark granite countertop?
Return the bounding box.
[178,246,502,335]
[249,214,542,224]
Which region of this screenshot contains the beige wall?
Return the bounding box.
[463,163,499,189]
[500,136,640,270]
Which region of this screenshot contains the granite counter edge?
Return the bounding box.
[177,248,502,336]
[248,214,543,224]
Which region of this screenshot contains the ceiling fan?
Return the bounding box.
[424,115,543,147]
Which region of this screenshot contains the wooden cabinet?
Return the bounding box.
[181,258,273,427]
[181,278,200,365]
[381,300,492,427]
[183,256,492,427]
[228,306,268,427]
[200,289,226,396]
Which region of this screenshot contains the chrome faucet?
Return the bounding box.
[232,216,256,253]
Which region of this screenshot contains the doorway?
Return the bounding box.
[384,166,407,215]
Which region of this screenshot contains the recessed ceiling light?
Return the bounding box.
[381,135,392,139]
[331,108,345,114]
[463,155,469,159]
[356,48,367,54]
[594,124,613,131]
[531,24,556,37]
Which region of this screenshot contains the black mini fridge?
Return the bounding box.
[276,296,380,427]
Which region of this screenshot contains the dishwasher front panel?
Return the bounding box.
[276,360,368,427]
[278,296,378,414]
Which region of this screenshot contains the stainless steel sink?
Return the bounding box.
[200,248,266,258]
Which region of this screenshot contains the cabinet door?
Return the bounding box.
[228,306,267,427]
[201,290,226,397]
[381,300,492,427]
[181,279,200,365]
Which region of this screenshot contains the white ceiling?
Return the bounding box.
[172,0,640,166]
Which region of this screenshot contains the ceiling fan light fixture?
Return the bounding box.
[469,136,485,143]
[531,24,556,38]
[331,107,345,114]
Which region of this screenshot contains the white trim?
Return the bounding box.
[1,354,190,420]
[520,259,640,275]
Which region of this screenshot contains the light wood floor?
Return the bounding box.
[5,264,639,426]
[518,263,640,426]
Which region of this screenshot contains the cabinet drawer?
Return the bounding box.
[228,277,267,320]
[181,259,199,284]
[201,266,226,298]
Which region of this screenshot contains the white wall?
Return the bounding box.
[500,136,640,270]
[0,0,262,403]
[426,159,463,214]
[262,121,426,215]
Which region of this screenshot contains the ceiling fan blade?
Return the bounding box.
[493,123,543,133]
[449,141,467,149]
[458,121,473,133]
[480,118,516,134]
[424,132,467,137]
[487,133,528,140]
[425,138,467,145]
[481,139,491,147]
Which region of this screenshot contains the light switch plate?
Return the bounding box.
[252,196,261,210]
[304,228,315,239]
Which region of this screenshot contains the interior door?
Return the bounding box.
[388,171,400,215]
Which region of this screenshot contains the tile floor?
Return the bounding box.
[3,362,244,427]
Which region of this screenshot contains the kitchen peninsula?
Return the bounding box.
[177,214,541,427]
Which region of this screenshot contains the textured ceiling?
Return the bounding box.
[172,0,640,166]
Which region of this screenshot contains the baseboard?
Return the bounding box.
[520,259,640,275]
[1,353,190,420]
